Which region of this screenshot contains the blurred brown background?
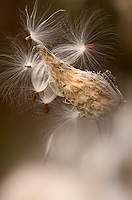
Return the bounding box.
[0,0,132,178]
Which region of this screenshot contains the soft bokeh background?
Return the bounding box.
[0,0,132,178]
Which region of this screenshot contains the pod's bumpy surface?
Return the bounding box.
[34,45,124,120]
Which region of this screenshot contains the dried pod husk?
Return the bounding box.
[34,45,125,120]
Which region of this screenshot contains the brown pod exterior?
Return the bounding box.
[33,45,125,120]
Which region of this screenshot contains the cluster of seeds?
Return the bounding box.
[0,1,123,118]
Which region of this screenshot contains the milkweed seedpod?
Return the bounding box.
[33,45,124,120]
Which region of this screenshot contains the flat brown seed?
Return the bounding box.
[85,44,95,51]
[33,92,38,102]
[25,35,31,40]
[24,65,31,68]
[43,103,50,114]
